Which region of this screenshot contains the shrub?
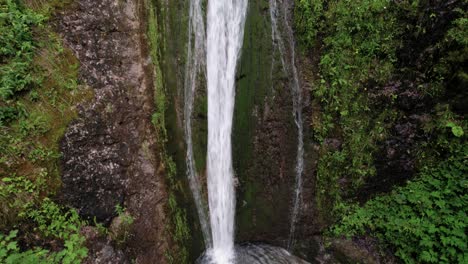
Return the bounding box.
[0,107,19,126]
[1,174,88,263]
[333,140,467,263]
[0,0,45,99]
[0,197,88,264]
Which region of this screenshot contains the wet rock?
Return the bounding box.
[109,211,134,243]
[61,112,129,223]
[57,0,142,224]
[57,0,170,262]
[80,226,130,264]
[81,226,100,242]
[84,240,130,264]
[359,118,420,199]
[329,239,378,264]
[233,0,321,250]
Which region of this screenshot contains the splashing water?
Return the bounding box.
[206,0,248,263]
[197,243,311,264]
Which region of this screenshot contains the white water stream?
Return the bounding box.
[269,0,305,250]
[184,0,212,248]
[206,0,248,263]
[184,0,305,261]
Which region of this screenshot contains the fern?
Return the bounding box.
[333,142,467,264]
[0,0,45,99]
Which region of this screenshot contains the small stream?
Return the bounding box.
[184,0,212,248]
[269,0,305,249]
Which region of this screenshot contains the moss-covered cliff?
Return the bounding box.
[295,0,467,263]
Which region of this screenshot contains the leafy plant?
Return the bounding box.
[332,142,467,263]
[0,107,19,126]
[1,174,88,262]
[296,1,467,263]
[446,122,464,137]
[0,0,45,99]
[0,189,87,264]
[301,0,402,217]
[294,0,323,49]
[0,230,49,264]
[0,0,91,263]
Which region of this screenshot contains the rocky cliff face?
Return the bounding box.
[232,0,320,256]
[57,0,170,262]
[159,0,321,259]
[53,0,340,262]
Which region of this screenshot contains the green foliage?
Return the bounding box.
[332,142,467,264]
[312,0,399,139]
[115,205,131,222]
[294,0,323,49]
[0,208,87,264]
[296,1,467,262]
[446,9,468,46]
[27,200,88,263]
[446,122,464,137]
[1,173,88,263]
[296,0,467,213]
[299,0,402,211]
[0,230,50,264]
[0,0,45,99]
[0,106,21,126]
[0,0,91,262]
[0,175,42,226]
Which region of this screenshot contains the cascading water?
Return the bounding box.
[205,0,248,263]
[269,0,286,72]
[184,0,212,248]
[269,0,305,250]
[185,1,309,263]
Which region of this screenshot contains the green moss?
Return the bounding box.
[146,0,192,262]
[232,0,302,240]
[22,0,75,16]
[233,0,273,183]
[192,91,207,174]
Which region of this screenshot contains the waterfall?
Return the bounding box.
[184,0,212,248]
[185,0,305,261]
[206,0,248,263]
[269,0,305,250]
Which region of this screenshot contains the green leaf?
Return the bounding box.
[446,122,464,137]
[6,242,17,251]
[451,126,464,137]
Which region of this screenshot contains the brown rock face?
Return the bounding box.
[57,0,170,263]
